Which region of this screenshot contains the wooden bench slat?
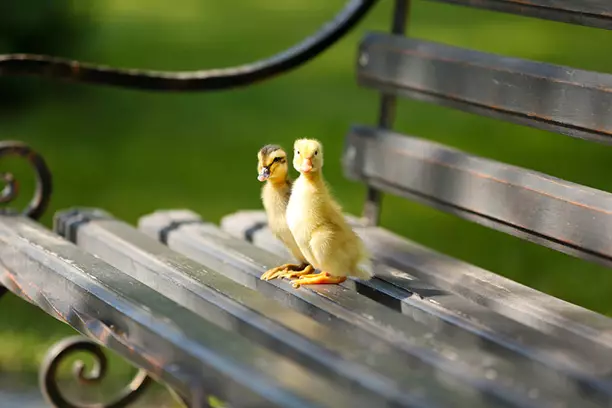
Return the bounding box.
[360,226,612,345]
[344,125,612,269]
[223,210,612,373]
[358,33,612,144]
[0,215,352,408]
[135,212,518,408]
[427,0,612,30]
[139,209,609,408]
[221,210,612,403]
[53,209,424,408]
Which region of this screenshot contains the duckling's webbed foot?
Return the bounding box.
[291,272,347,288]
[278,264,315,279]
[260,263,310,281]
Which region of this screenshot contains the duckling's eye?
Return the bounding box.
[314,150,318,156]
[296,150,300,155]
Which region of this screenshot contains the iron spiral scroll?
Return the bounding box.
[40,336,153,408]
[0,141,52,220]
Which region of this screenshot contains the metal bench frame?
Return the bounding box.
[2,0,612,407]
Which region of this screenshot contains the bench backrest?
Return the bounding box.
[430,0,612,30]
[344,0,612,268]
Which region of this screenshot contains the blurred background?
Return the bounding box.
[2,0,612,406]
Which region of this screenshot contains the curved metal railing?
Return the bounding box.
[0,2,381,406]
[0,0,377,92]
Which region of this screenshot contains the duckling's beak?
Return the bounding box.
[300,158,313,173]
[258,167,270,181]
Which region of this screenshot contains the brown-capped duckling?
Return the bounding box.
[257,144,314,281]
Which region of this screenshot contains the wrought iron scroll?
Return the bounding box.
[40,336,152,408]
[0,141,52,302]
[0,0,377,92]
[0,141,52,220]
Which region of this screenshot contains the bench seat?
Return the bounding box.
[219,208,612,404]
[222,210,612,354]
[0,213,377,407]
[131,207,612,407]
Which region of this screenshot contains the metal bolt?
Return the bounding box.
[359,52,369,66]
[345,146,357,162]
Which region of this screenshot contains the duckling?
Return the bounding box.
[286,139,373,288]
[257,144,314,281]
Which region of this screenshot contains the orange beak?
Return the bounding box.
[300,158,313,173]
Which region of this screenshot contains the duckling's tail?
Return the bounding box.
[354,242,375,280]
[354,264,375,280]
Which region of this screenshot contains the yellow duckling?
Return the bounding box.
[286,139,373,288]
[257,144,314,281]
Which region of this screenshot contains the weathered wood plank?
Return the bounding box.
[139,209,611,408]
[221,209,612,404]
[344,125,612,269]
[359,224,612,348]
[427,0,612,30]
[358,33,612,144]
[0,214,357,408]
[53,208,437,408]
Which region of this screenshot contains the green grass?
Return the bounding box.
[2,0,612,381]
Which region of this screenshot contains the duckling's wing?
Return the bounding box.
[281,178,293,202]
[279,228,308,264]
[309,228,350,277]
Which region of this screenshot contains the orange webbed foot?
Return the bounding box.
[278,264,315,279]
[291,272,347,288]
[288,272,320,280]
[260,263,309,281]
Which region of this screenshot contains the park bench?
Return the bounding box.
[1,0,612,406]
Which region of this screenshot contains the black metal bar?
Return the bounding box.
[53,208,435,408]
[40,336,152,408]
[140,209,610,408]
[427,0,612,30]
[363,0,409,226]
[220,209,612,403]
[0,214,366,408]
[0,0,377,92]
[357,33,612,145]
[344,125,612,270]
